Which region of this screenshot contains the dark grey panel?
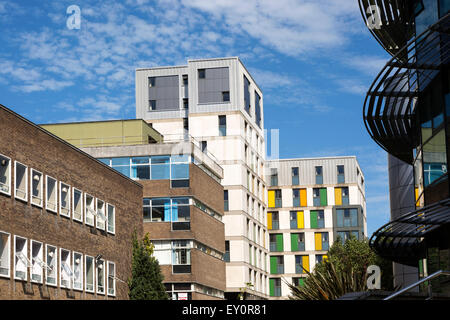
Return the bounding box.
[148,75,179,111]
[198,67,229,104]
[388,153,415,219]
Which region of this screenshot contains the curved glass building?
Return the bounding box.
[359,0,450,294]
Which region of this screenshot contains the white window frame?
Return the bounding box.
[30,169,43,208]
[14,235,29,281]
[72,251,83,291]
[59,248,72,289]
[0,154,11,196]
[59,182,71,218]
[72,188,83,223]
[14,161,28,202]
[45,244,57,287]
[96,198,106,230]
[0,231,11,278]
[30,240,44,284]
[107,203,115,235]
[85,255,95,293]
[96,258,106,295]
[107,261,116,297]
[45,175,58,213]
[85,193,95,226]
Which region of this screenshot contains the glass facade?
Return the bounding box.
[143,197,190,230]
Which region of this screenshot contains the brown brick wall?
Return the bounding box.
[0,106,143,300]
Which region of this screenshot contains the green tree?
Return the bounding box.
[287,236,394,300]
[128,232,169,300]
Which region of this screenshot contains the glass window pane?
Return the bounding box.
[131,164,150,179]
[112,165,130,177]
[151,156,170,164]
[151,164,170,179]
[111,157,130,166]
[131,157,149,164]
[171,154,189,163]
[172,163,189,179]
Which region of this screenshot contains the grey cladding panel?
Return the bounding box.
[148,75,179,111]
[198,67,229,104]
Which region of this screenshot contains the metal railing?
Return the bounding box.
[384,270,450,300]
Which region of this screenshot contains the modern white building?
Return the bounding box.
[135,57,269,299]
[265,157,367,299]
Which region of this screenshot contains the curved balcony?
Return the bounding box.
[358,0,416,59]
[363,13,450,164]
[370,198,450,266]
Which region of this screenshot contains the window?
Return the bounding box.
[244,75,251,114]
[310,210,325,228]
[14,161,27,201]
[292,167,299,185]
[29,169,43,207]
[183,98,189,109]
[270,168,278,186]
[149,77,156,87]
[219,115,226,136]
[291,233,305,251]
[270,256,284,274]
[316,254,328,264]
[201,141,207,153]
[60,248,72,289]
[293,277,305,288]
[96,259,105,295]
[274,190,282,208]
[337,165,345,183]
[224,190,229,211]
[31,240,43,283]
[149,100,156,111]
[313,188,327,206]
[0,231,10,278]
[144,198,190,230]
[131,156,150,180]
[198,69,205,79]
[151,156,170,180]
[107,261,116,296]
[171,198,190,230]
[107,203,115,234]
[46,175,57,213]
[315,166,323,185]
[85,255,95,293]
[182,74,188,86]
[269,234,283,252]
[270,278,281,297]
[295,255,309,274]
[171,155,190,188]
[14,236,29,280]
[73,252,83,291]
[293,189,300,207]
[59,182,71,218]
[73,188,83,222]
[269,211,279,230]
[336,208,359,227]
[255,91,261,128]
[0,154,11,195]
[96,199,106,230]
[172,240,191,274]
[85,194,95,226]
[45,245,57,286]
[222,91,230,102]
[337,231,359,244]
[224,241,230,262]
[290,211,305,229]
[315,232,329,251]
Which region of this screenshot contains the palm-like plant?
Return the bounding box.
[286,258,368,300]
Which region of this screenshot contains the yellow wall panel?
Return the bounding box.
[300,189,307,207]
[334,188,342,206]
[267,212,272,230]
[297,211,304,229]
[315,233,322,251]
[302,255,310,273]
[268,190,275,208]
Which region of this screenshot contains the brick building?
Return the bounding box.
[0,104,143,299]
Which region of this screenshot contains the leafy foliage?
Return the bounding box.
[128,232,169,300]
[287,237,394,300]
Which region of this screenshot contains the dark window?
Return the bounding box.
[224,241,230,262]
[224,190,229,211]
[219,115,226,136]
[182,75,188,85]
[198,69,205,79]
[270,168,278,186]
[315,166,323,184]
[171,180,189,188]
[201,141,207,153]
[244,76,251,114]
[292,167,299,185]
[293,189,300,207]
[222,91,230,102]
[183,98,189,109]
[275,190,282,208]
[149,100,156,110]
[337,165,345,183]
[255,91,261,127]
[149,77,155,87]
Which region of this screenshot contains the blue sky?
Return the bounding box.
[0,0,392,236]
